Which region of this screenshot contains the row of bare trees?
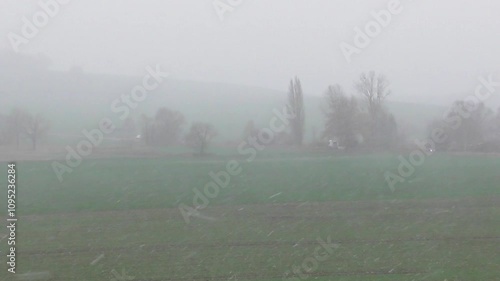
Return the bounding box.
[4,71,498,154]
[319,71,500,152]
[140,107,217,155]
[236,72,399,151]
[271,71,399,151]
[0,108,50,150]
[322,72,398,150]
[0,105,217,155]
[428,101,500,152]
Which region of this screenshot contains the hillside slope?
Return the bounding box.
[0,65,445,144]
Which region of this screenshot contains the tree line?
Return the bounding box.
[139,108,217,155]
[0,108,50,150]
[245,71,500,152]
[2,71,499,154]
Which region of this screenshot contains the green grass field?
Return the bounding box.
[0,152,499,280]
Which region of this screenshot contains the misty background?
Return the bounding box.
[1,0,499,144]
[2,2,500,280]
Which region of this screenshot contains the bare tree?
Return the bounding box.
[493,107,500,137]
[152,107,185,146]
[323,85,360,148]
[446,101,490,151]
[140,114,154,146]
[427,118,452,151]
[185,122,217,155]
[354,71,391,117]
[428,101,494,152]
[242,120,259,141]
[24,113,50,150]
[354,72,397,148]
[7,108,29,149]
[287,77,305,146]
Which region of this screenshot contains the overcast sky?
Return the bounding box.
[1,0,499,105]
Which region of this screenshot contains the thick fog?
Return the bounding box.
[1,0,499,106]
[1,1,500,281]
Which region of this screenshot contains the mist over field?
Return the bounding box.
[0,1,499,281]
[0,52,449,145]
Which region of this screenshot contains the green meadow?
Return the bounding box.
[0,152,499,280]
